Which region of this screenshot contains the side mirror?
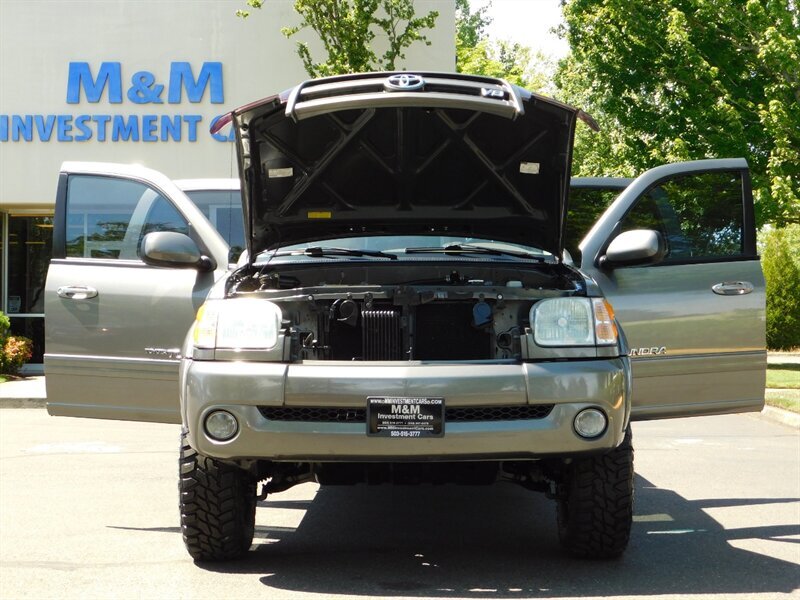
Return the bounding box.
[600,229,665,268]
[141,232,216,272]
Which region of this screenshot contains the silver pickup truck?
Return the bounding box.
[44,72,766,562]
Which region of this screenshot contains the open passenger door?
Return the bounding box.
[580,158,766,419]
[45,163,230,423]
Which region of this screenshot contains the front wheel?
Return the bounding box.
[557,426,634,559]
[179,431,257,561]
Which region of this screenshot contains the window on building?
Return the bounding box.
[4,214,53,365]
[7,216,52,315]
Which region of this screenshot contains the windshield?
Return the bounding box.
[565,187,622,262]
[183,189,245,262]
[255,235,553,262]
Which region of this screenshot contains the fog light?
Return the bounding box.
[205,410,238,441]
[574,408,607,438]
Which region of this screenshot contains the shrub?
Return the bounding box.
[0,311,34,376]
[761,226,800,351]
[1,336,33,375]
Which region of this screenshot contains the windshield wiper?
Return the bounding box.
[272,246,398,260]
[404,244,544,260]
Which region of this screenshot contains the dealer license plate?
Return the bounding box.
[367,397,444,438]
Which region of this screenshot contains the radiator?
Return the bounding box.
[361,309,402,360]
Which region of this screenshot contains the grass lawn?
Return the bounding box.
[765,389,800,413]
[766,364,800,389]
[0,375,6,384]
[765,361,800,413]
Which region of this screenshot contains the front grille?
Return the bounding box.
[258,404,554,423]
[260,406,367,423]
[446,404,554,422]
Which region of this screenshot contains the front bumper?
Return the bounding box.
[182,359,630,461]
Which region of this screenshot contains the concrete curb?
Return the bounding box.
[0,398,46,408]
[767,353,800,365]
[755,405,800,430]
[0,375,46,408]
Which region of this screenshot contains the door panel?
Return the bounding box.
[45,260,213,423]
[587,260,765,419]
[45,163,229,423]
[580,159,766,420]
[45,355,182,423]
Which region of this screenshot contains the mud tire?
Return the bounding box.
[179,431,256,561]
[557,426,634,558]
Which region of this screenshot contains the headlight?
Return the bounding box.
[531,298,618,347]
[193,299,282,350]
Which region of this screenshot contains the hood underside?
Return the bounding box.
[227,72,587,258]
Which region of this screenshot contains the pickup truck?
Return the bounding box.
[44,72,766,561]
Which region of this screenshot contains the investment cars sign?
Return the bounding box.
[0,62,234,143]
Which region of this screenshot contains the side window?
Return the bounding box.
[137,197,190,252]
[618,171,745,261]
[566,187,621,262]
[66,176,189,260]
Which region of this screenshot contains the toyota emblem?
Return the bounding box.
[384,74,425,92]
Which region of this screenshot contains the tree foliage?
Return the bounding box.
[555,0,800,226]
[455,0,555,93]
[455,0,491,47]
[761,225,800,350]
[239,0,438,77]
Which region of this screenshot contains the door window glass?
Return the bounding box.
[137,197,190,254]
[619,171,744,261]
[66,176,188,260]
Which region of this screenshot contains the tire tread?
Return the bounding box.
[179,432,256,561]
[557,427,634,559]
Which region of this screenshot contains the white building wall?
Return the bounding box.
[0,0,455,211]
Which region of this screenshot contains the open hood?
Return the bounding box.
[220,72,594,259]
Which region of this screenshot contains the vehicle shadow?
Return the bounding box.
[194,474,800,597]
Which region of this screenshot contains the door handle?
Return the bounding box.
[57,285,98,300]
[712,281,754,296]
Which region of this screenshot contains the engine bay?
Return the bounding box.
[228,261,586,362]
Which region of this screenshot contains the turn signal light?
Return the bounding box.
[592,299,618,346]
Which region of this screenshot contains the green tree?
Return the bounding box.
[761,226,800,350]
[455,0,490,47]
[555,0,800,226]
[455,0,554,93]
[239,0,438,77]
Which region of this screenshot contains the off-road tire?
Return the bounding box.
[557,426,634,559]
[179,431,257,561]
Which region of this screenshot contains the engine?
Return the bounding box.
[228,261,585,362]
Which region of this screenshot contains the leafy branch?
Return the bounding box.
[239,0,438,77]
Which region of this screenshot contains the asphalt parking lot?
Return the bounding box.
[0,409,798,600]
